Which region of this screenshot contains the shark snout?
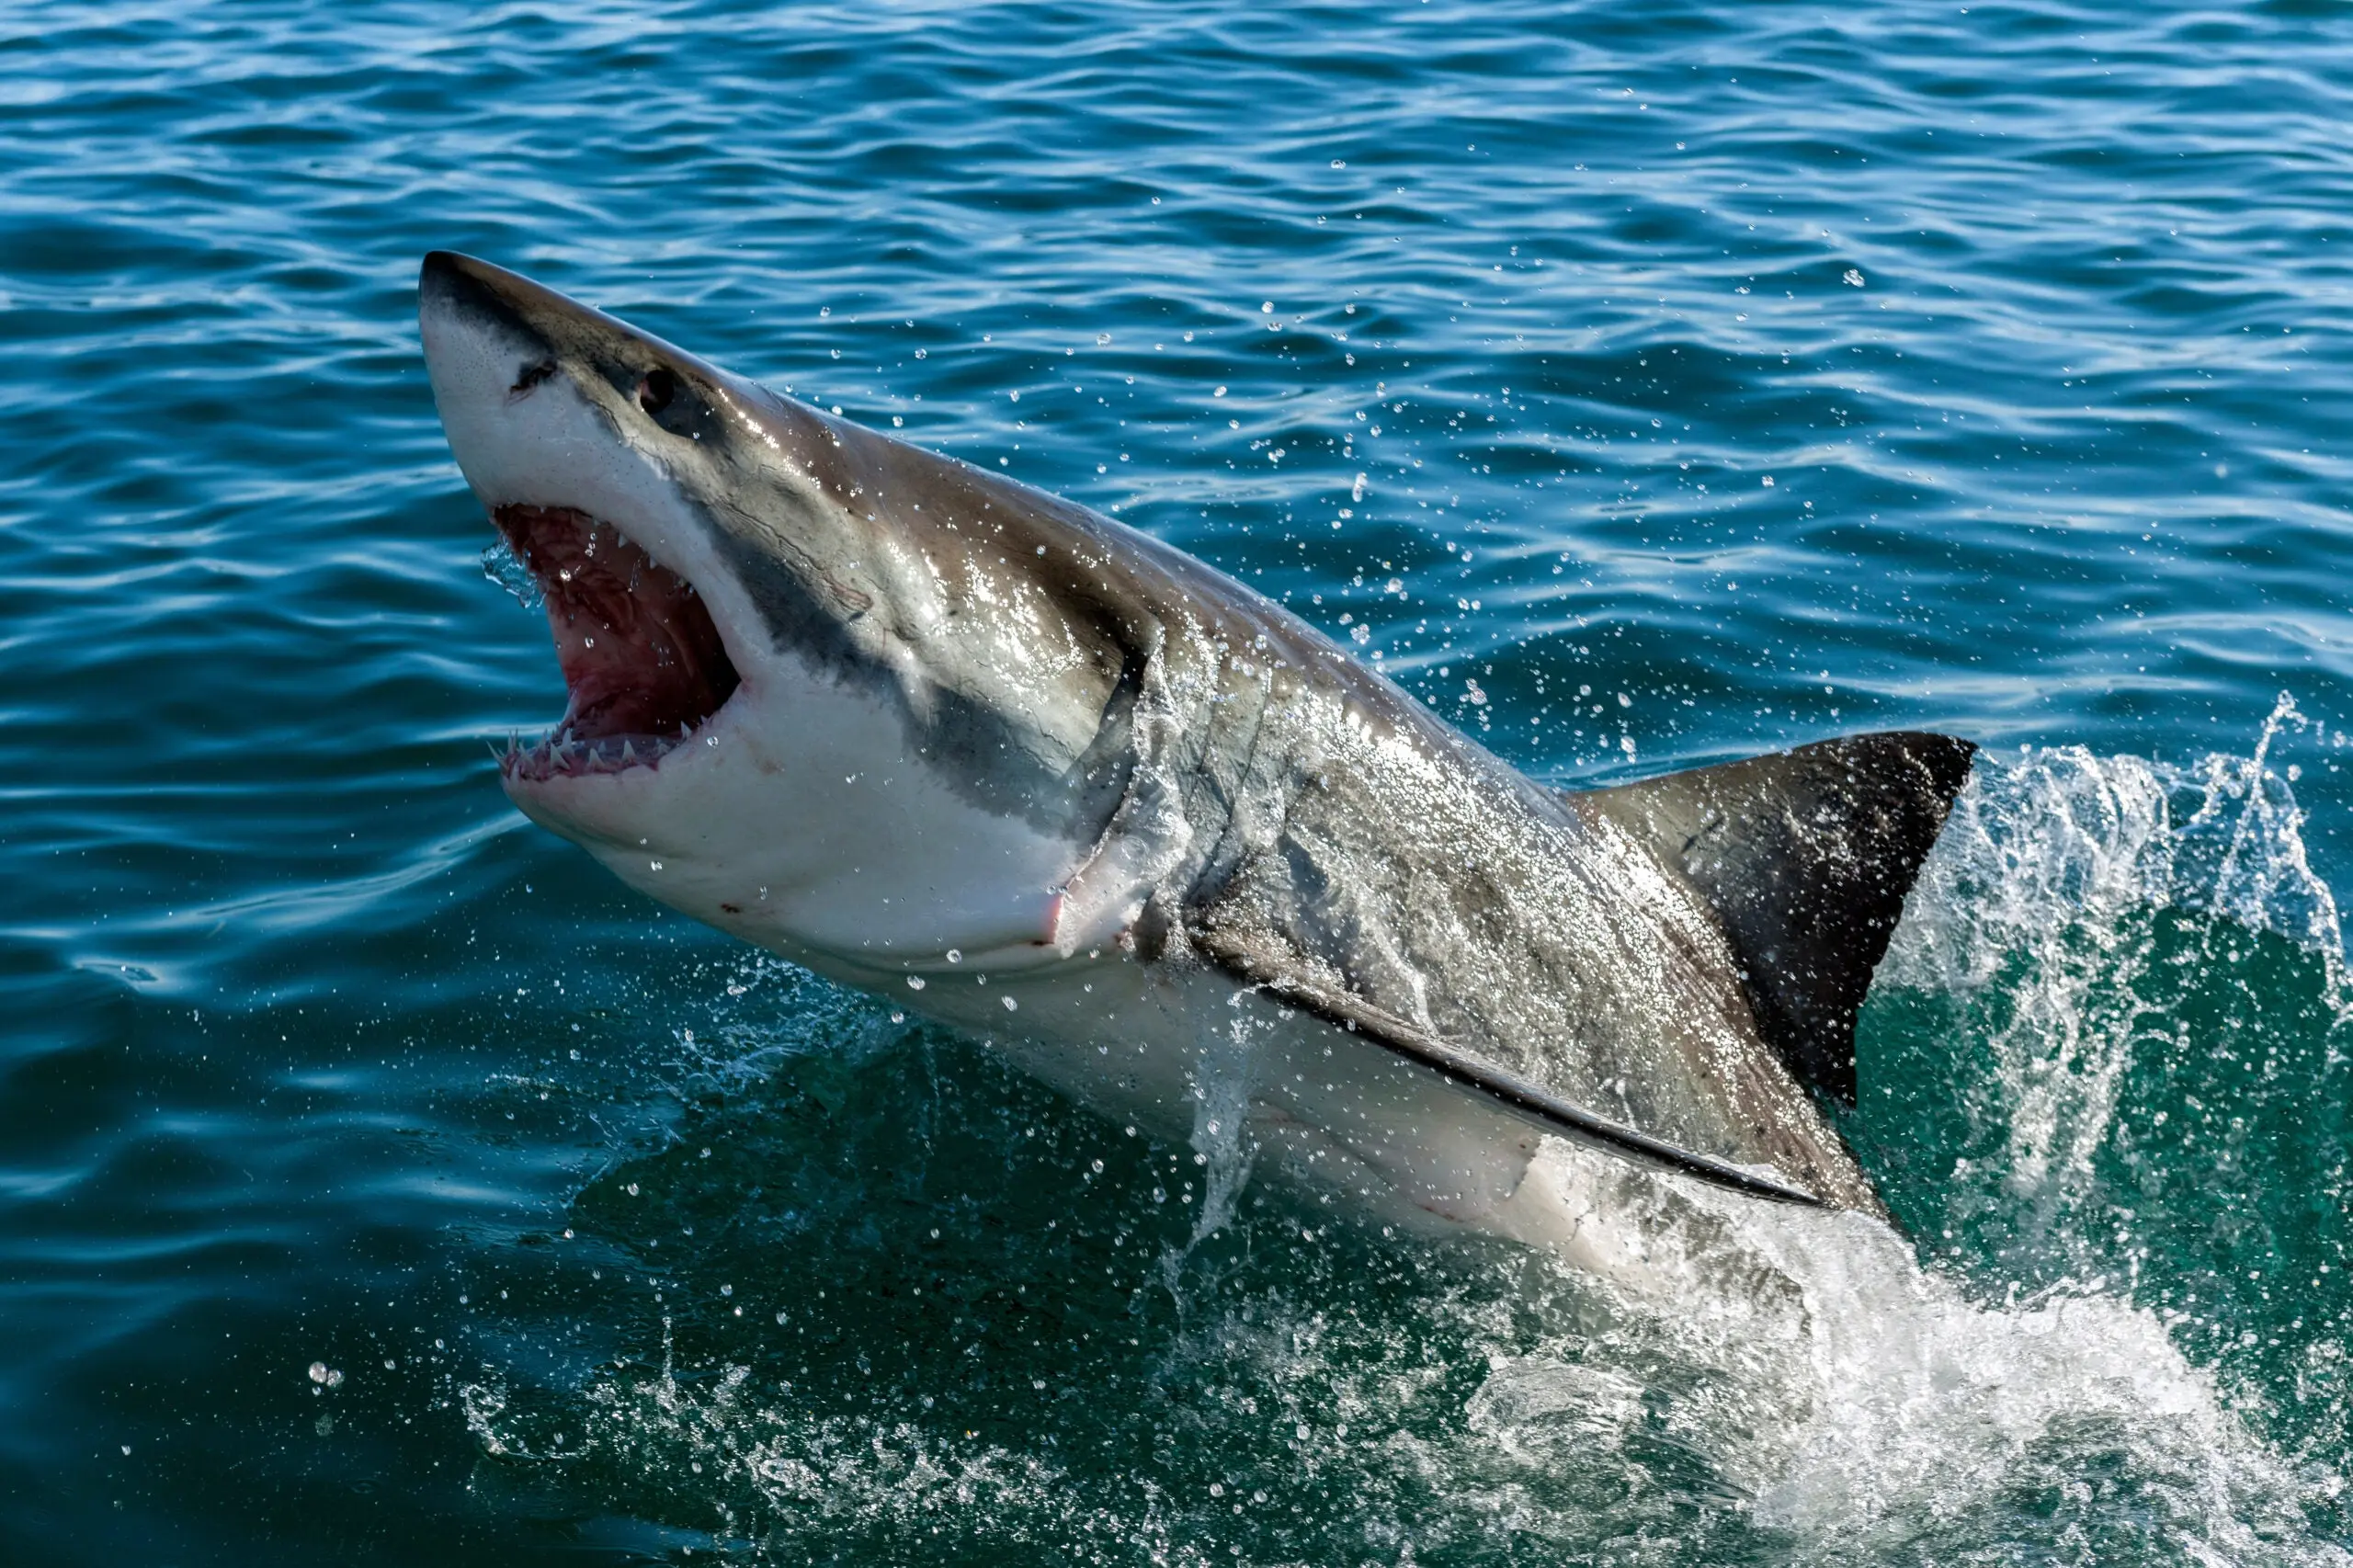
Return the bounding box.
[420,252,770,801]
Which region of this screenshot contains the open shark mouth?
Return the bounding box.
[493,504,741,781]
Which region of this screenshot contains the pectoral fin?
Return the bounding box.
[1193,926,1829,1210]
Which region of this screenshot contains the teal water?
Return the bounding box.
[6,0,2353,1560]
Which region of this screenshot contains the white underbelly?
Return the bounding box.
[858,949,1738,1287]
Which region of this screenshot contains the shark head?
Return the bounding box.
[418,251,1167,976]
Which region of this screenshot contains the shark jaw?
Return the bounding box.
[417,251,763,808]
[491,503,742,783]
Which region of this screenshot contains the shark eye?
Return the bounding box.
[638,368,678,417]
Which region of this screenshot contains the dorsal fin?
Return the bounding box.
[1584,732,1976,1107]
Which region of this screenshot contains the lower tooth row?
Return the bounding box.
[496,733,687,778]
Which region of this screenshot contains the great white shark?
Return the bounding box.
[418,251,1974,1265]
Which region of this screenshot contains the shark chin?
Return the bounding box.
[418,249,1979,1280]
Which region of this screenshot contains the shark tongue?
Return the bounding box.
[494,504,741,758]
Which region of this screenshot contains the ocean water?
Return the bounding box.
[6,0,2353,1560]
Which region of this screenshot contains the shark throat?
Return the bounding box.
[494,504,740,781]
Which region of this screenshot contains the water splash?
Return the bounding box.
[482,537,545,611]
[1154,1002,1266,1302]
[1889,695,2346,1000]
[461,1356,1082,1549]
[1881,696,2348,1210]
[1667,698,2353,1561]
[1671,1216,2347,1565]
[1185,1002,1264,1244]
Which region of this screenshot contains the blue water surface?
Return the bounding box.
[6,1,2353,1562]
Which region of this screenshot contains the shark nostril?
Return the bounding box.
[508,359,555,400]
[638,368,677,416]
